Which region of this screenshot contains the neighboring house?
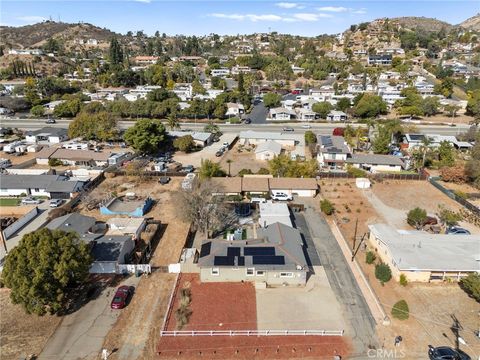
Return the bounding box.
[368,224,479,282]
[197,222,308,286]
[0,174,83,199]
[368,54,392,66]
[211,68,230,77]
[239,131,301,147]
[258,202,292,227]
[268,107,295,121]
[36,148,115,167]
[8,48,43,55]
[326,111,348,122]
[43,100,65,112]
[346,154,404,172]
[316,135,351,170]
[210,177,243,196]
[46,213,135,274]
[25,127,68,144]
[296,108,316,121]
[268,177,318,197]
[225,102,245,117]
[172,84,193,101]
[291,65,305,75]
[241,176,270,196]
[255,140,282,160]
[133,56,160,64]
[168,131,214,147]
[106,217,146,240]
[403,134,472,151]
[231,66,253,75]
[62,142,90,150]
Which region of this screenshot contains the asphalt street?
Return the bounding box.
[301,206,378,356]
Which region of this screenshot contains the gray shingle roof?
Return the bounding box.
[317,135,351,154]
[346,154,404,166]
[46,213,97,235]
[0,174,66,189]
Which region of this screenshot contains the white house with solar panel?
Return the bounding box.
[197,222,308,286]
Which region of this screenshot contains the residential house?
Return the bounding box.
[403,134,472,151]
[25,127,68,144]
[268,178,318,197]
[43,100,65,112]
[225,102,245,117]
[268,107,296,121]
[316,135,351,170]
[197,222,308,286]
[241,176,270,196]
[36,148,115,167]
[0,174,84,199]
[255,140,282,160]
[210,177,243,196]
[8,48,43,55]
[172,84,193,101]
[296,108,316,121]
[367,54,392,66]
[239,131,301,147]
[368,224,479,282]
[211,68,230,77]
[258,202,292,228]
[291,65,305,75]
[231,66,253,75]
[133,56,160,64]
[326,110,348,122]
[346,154,404,172]
[168,131,214,147]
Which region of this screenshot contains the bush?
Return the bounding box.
[238,168,253,177]
[304,131,317,145]
[48,158,63,167]
[366,251,376,264]
[257,168,270,175]
[406,207,427,230]
[440,164,467,183]
[346,165,367,178]
[375,263,392,284]
[320,199,334,215]
[228,117,241,124]
[460,273,480,302]
[391,300,409,320]
[399,274,408,286]
[173,135,195,152]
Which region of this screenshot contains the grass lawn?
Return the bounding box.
[0,198,20,206]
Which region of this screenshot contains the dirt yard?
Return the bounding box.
[157,274,351,360]
[219,144,267,176]
[0,289,61,360]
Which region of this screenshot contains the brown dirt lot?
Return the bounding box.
[0,289,61,360]
[219,144,267,176]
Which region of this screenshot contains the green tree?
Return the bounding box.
[2,228,92,315]
[375,263,392,285]
[192,79,206,95]
[437,205,462,228]
[399,274,408,287]
[336,97,351,112]
[262,92,282,108]
[466,90,480,121]
[391,300,409,320]
[312,101,333,119]
[353,94,387,118]
[320,199,334,215]
[366,251,376,264]
[238,168,253,177]
[24,77,40,105]
[30,104,45,117]
[173,135,195,152]
[109,37,124,65]
[460,273,480,302]
[304,131,317,145]
[237,71,245,93]
[407,207,427,229]
[434,77,454,98]
[68,111,118,141]
[53,99,82,118]
[199,159,226,179]
[421,97,440,117]
[444,104,460,118]
[166,114,180,130]
[437,140,455,167]
[124,118,167,154]
[204,122,220,135]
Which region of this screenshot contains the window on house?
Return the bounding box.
[211,268,219,276]
[34,188,39,192]
[256,270,265,276]
[246,268,255,276]
[280,272,293,278]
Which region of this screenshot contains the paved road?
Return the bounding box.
[1,116,471,136]
[291,212,321,268]
[248,101,268,124]
[301,206,378,356]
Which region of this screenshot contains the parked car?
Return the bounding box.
[301,124,312,129]
[45,118,56,124]
[49,199,63,208]
[428,345,471,360]
[282,127,294,132]
[222,142,230,148]
[180,165,194,173]
[446,227,471,235]
[215,150,224,157]
[21,197,41,205]
[270,192,293,201]
[251,197,267,204]
[244,118,251,124]
[110,285,134,310]
[159,176,171,185]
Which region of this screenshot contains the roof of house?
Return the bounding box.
[168,131,213,142]
[317,135,351,154]
[46,213,97,235]
[210,177,243,194]
[25,127,68,138]
[106,217,146,235]
[270,107,295,116]
[369,224,480,272]
[239,131,301,142]
[327,110,347,117]
[45,180,80,193]
[198,222,307,271]
[259,202,292,227]
[346,154,404,166]
[269,177,318,191]
[36,146,58,159]
[241,177,270,192]
[40,148,112,161]
[255,140,282,154]
[226,102,245,109]
[90,235,131,262]
[0,174,70,190]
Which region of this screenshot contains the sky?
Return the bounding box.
[1,0,479,37]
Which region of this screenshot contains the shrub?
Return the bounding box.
[257,168,270,175]
[320,199,334,215]
[440,164,467,183]
[366,251,376,264]
[406,207,427,230]
[399,274,408,286]
[460,273,480,302]
[228,117,241,124]
[454,190,468,200]
[375,263,392,284]
[238,168,253,177]
[391,300,409,320]
[48,158,63,167]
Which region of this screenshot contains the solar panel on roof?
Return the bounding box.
[244,247,276,256]
[200,242,211,257]
[227,247,241,257]
[214,256,235,266]
[237,256,245,266]
[252,255,285,265]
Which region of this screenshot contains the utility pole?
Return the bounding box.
[351,218,358,261]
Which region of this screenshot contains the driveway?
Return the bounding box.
[301,206,378,355]
[248,102,268,124]
[39,276,140,360]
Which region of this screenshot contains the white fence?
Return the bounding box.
[160,330,344,337]
[117,264,151,274]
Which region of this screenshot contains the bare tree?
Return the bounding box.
[174,180,237,238]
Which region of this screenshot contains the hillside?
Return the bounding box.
[388,16,453,32]
[0,21,119,49]
[459,14,480,31]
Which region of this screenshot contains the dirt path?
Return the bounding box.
[362,188,406,228]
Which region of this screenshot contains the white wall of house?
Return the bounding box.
[351,163,402,172]
[317,152,348,167]
[270,188,316,197]
[200,267,306,286]
[255,150,277,161]
[241,138,295,147]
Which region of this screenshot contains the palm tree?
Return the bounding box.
[167,114,180,131]
[226,159,233,177]
[420,136,433,168]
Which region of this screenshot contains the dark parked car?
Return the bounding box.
[446,227,471,235]
[110,285,133,309]
[45,118,56,124]
[428,345,471,360]
[282,127,294,132]
[244,118,251,124]
[180,165,194,173]
[159,176,171,185]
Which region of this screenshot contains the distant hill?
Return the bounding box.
[0,21,119,49]
[389,16,454,32]
[459,14,480,31]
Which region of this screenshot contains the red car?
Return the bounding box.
[111,285,133,309]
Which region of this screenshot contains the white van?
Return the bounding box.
[270,191,293,201]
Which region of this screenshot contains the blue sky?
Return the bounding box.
[1,1,479,36]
